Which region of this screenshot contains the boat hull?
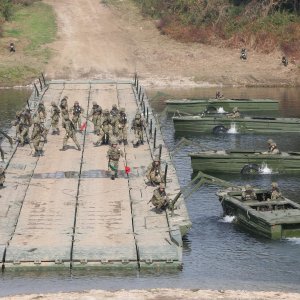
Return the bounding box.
[190,151,300,174]
[173,116,300,134]
[166,99,279,114]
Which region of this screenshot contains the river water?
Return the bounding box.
[0,87,300,296]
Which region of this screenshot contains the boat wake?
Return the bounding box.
[285,238,300,245]
[219,215,235,223]
[217,107,226,114]
[227,123,238,134]
[259,162,273,174]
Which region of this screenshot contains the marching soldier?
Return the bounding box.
[50,101,60,135]
[0,167,5,188]
[131,112,145,147]
[146,155,164,186]
[37,102,47,123]
[94,109,113,146]
[60,96,68,110]
[242,184,257,201]
[0,130,13,162]
[117,107,128,145]
[150,183,170,212]
[107,137,124,180]
[110,110,120,137]
[18,110,32,146]
[31,119,45,157]
[60,101,69,129]
[110,104,119,117]
[61,115,81,151]
[12,111,22,138]
[89,101,101,133]
[70,101,84,130]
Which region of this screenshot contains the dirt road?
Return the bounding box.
[44,0,299,87]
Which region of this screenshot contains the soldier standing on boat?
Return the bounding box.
[0,130,13,162]
[0,167,5,188]
[227,107,240,119]
[264,139,280,154]
[31,118,45,157]
[131,111,145,147]
[61,114,81,151]
[89,101,101,133]
[242,184,257,201]
[70,101,84,130]
[50,101,60,135]
[150,183,170,213]
[146,155,165,186]
[270,182,282,200]
[107,137,124,180]
[117,107,128,145]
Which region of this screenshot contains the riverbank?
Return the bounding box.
[2,289,300,300]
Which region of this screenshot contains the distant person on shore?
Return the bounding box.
[9,42,15,53]
[282,56,288,67]
[215,91,224,99]
[240,48,247,60]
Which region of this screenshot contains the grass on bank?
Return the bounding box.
[0,2,56,86]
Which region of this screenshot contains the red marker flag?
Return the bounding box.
[125,166,131,174]
[80,122,87,131]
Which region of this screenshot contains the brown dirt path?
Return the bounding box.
[44,0,299,87]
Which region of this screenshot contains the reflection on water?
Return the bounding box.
[0,87,300,296]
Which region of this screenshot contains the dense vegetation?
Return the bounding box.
[133,0,300,58]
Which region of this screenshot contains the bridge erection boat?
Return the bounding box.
[173,115,300,134]
[189,150,300,174]
[166,98,279,114]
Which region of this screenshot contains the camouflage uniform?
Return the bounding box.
[150,183,170,212]
[110,104,119,117]
[89,102,101,133]
[31,120,45,156]
[94,109,113,146]
[146,156,164,186]
[50,101,60,134]
[242,185,257,201]
[107,138,124,180]
[110,113,120,136]
[37,103,47,124]
[117,108,128,144]
[18,110,32,146]
[62,115,81,151]
[0,130,13,161]
[0,167,5,188]
[227,107,240,119]
[60,106,69,129]
[93,109,102,135]
[270,182,281,200]
[12,111,22,138]
[60,96,68,110]
[131,112,145,147]
[71,101,84,130]
[267,139,279,154]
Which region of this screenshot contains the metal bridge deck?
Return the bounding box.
[0,80,191,270]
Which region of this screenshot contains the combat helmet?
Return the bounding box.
[245,184,252,191]
[154,155,160,162]
[120,107,125,112]
[110,137,118,145]
[51,101,56,106]
[135,112,141,119]
[233,107,239,112]
[271,182,278,188]
[92,101,97,106]
[267,139,274,144]
[159,183,165,189]
[74,101,79,105]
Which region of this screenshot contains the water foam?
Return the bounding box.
[217,107,226,114]
[285,238,300,245]
[259,162,273,174]
[219,215,235,223]
[227,123,238,134]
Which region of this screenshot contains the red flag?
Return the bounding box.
[125,166,131,174]
[80,122,87,131]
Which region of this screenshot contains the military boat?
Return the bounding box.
[189,150,300,174]
[173,115,300,134]
[217,188,300,239]
[166,98,279,114]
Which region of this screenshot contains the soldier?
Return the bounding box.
[60,101,69,130]
[110,110,120,137]
[60,96,68,110]
[240,48,247,60]
[215,91,223,99]
[146,155,164,186]
[242,184,257,201]
[117,107,128,145]
[270,182,282,200]
[94,109,113,146]
[131,112,145,147]
[107,137,124,180]
[61,115,81,151]
[31,119,45,157]
[50,101,61,135]
[89,101,101,133]
[0,167,5,188]
[264,139,280,154]
[93,108,102,135]
[37,102,47,124]
[282,56,288,67]
[70,101,84,130]
[110,104,119,117]
[227,107,240,119]
[12,111,22,138]
[150,183,170,212]
[0,130,13,162]
[18,110,32,146]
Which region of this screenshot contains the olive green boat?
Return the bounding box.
[217,188,300,240]
[189,150,300,174]
[173,115,300,134]
[166,98,279,114]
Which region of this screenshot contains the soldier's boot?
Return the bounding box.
[33,150,39,157]
[76,144,81,151]
[111,174,115,180]
[114,171,118,178]
[39,150,44,156]
[0,183,3,189]
[60,145,67,151]
[57,128,60,135]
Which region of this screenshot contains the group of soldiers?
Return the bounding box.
[242,182,282,202]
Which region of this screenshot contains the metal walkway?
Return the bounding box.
[0,79,191,270]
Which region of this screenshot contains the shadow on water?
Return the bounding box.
[0,87,300,296]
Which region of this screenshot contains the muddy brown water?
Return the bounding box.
[0,86,300,296]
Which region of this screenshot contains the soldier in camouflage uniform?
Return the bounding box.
[131,112,145,147]
[12,111,22,138]
[0,167,5,188]
[264,139,280,154]
[37,102,47,124]
[117,107,128,145]
[270,182,282,200]
[146,155,164,186]
[150,183,170,212]
[60,96,68,110]
[70,101,84,130]
[89,101,101,133]
[0,130,13,162]
[18,110,32,146]
[110,110,120,137]
[31,119,45,157]
[227,107,240,119]
[61,114,81,151]
[94,109,113,146]
[107,137,124,180]
[110,104,119,117]
[60,102,69,130]
[242,184,257,201]
[93,108,102,135]
[50,101,61,135]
